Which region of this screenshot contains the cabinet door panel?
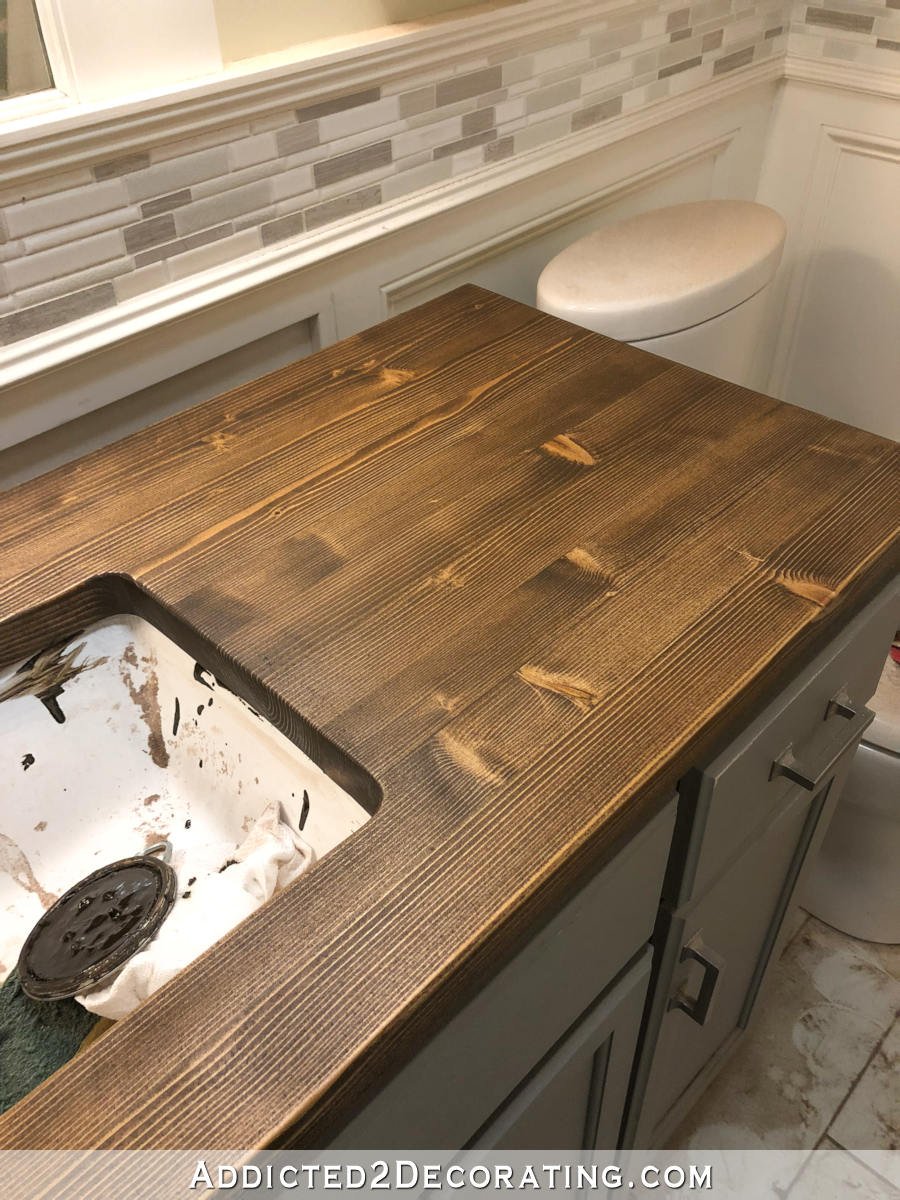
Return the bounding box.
[641,782,820,1136]
[472,949,651,1151]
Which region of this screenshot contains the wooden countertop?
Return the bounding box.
[0,286,897,1153]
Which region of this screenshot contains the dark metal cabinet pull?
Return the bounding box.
[825,688,857,721]
[770,702,875,792]
[668,936,723,1027]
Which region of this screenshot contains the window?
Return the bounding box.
[0,0,53,100]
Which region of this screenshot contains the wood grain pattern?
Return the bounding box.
[0,286,897,1160]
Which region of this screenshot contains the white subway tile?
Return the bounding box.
[191,160,280,200]
[5,229,125,291]
[23,205,141,254]
[532,39,592,75]
[494,96,527,124]
[0,238,26,264]
[270,164,316,203]
[502,56,534,86]
[168,227,262,281]
[319,117,408,158]
[393,115,464,158]
[12,256,133,309]
[229,132,279,171]
[513,113,571,154]
[319,95,401,141]
[125,148,231,203]
[151,124,249,162]
[449,145,490,175]
[0,167,94,208]
[3,180,127,239]
[173,179,273,236]
[381,156,453,201]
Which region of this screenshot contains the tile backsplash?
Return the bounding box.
[0,0,894,349]
[789,0,900,65]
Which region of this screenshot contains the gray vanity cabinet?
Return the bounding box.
[330,801,676,1150]
[470,948,651,1151]
[625,576,899,1147]
[329,580,898,1154]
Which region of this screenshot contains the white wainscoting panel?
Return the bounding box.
[757,80,900,441]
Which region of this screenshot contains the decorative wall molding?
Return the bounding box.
[782,54,900,100]
[766,119,900,406]
[0,72,775,470]
[0,0,630,181]
[381,132,738,315]
[0,60,780,393]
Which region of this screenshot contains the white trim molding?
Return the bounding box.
[782,55,900,100]
[381,131,739,315]
[2,0,632,180]
[0,59,781,395]
[766,121,900,404]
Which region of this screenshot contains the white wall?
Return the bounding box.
[757,77,900,441]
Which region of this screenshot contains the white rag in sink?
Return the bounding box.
[76,801,316,1020]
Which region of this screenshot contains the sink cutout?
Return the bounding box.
[0,574,381,987]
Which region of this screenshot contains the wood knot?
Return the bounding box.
[380,367,417,387]
[517,664,601,712]
[427,563,466,590]
[437,731,504,784]
[773,572,837,609]
[565,548,613,582]
[202,431,235,452]
[541,434,595,466]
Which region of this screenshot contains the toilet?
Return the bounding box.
[536,199,787,387]
[802,650,900,945]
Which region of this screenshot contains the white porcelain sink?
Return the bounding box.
[0,596,378,984]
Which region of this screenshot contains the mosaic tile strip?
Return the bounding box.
[3,0,889,347]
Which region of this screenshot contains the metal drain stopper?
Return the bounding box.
[17,842,176,1001]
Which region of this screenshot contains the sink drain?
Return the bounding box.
[17,842,177,1001]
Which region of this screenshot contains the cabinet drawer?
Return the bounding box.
[330,799,675,1149]
[678,577,898,906]
[470,948,651,1151]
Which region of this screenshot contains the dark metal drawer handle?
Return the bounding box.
[668,937,723,1027]
[770,702,875,792]
[826,688,858,721]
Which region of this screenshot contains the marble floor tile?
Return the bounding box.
[830,1018,900,1151]
[787,1139,900,1199]
[782,904,810,947]
[668,917,900,1150]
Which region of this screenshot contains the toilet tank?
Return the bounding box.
[536,200,787,387]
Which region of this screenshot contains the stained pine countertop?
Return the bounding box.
[0,285,897,1152]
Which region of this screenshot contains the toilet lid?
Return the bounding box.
[863,653,900,754]
[536,201,787,341]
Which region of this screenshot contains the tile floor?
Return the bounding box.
[668,907,900,1192]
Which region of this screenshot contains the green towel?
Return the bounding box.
[0,970,98,1115]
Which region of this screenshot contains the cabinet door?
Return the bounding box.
[638,750,856,1144]
[331,803,674,1150]
[471,949,651,1151]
